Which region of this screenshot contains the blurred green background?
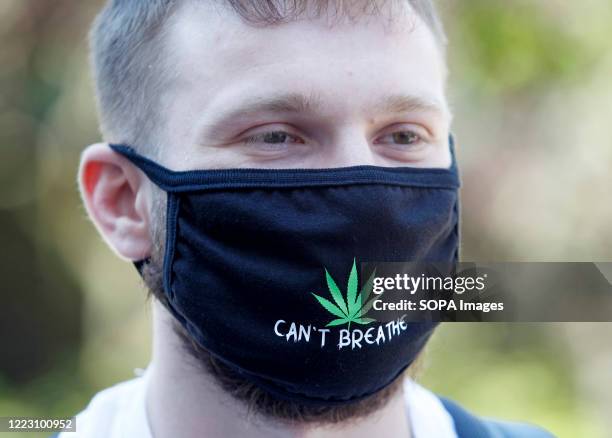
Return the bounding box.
[0,1,611,437]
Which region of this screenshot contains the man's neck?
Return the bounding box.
[146,302,412,438]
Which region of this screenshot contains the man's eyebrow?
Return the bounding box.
[247,92,324,113]
[216,93,324,120]
[373,94,446,115]
[199,93,323,141]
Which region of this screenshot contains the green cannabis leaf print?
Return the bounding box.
[312,259,379,329]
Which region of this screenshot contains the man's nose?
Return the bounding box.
[319,132,377,167]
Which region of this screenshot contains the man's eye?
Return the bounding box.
[376,131,423,146]
[244,131,303,145]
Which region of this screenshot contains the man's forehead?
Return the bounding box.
[167,0,441,72]
[165,0,447,120]
[170,0,437,53]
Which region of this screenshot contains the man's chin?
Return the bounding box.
[171,319,406,426]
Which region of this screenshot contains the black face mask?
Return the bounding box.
[110,139,460,405]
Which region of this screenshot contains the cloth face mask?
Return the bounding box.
[110,140,461,405]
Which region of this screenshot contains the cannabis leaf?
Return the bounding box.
[312,259,379,329]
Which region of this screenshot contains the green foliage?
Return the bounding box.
[451,0,596,94]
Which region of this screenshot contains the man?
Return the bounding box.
[65,0,554,436]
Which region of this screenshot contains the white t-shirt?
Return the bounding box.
[58,369,457,438]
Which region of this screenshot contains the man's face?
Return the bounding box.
[80,1,452,422]
[159,2,450,172]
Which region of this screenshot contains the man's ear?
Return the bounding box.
[78,143,153,261]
